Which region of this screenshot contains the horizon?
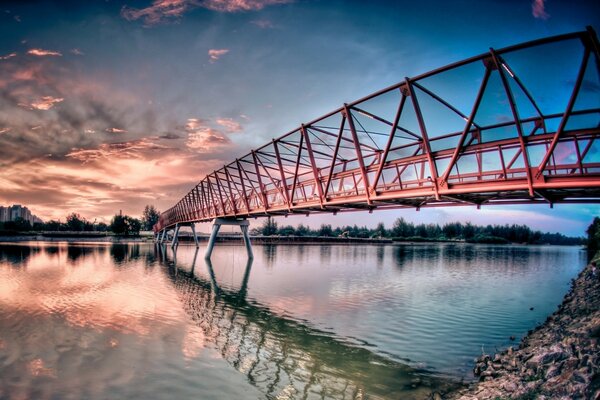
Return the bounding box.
[1,0,599,236]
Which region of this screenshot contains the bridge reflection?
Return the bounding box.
[156,244,461,399]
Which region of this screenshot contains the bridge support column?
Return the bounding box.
[190,223,199,248]
[205,218,253,260]
[171,223,180,248]
[160,229,167,243]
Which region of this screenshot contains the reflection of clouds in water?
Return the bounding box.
[0,244,209,399]
[0,246,184,334]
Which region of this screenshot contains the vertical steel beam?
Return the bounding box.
[223,167,239,216]
[440,67,492,186]
[343,104,372,204]
[535,47,590,178]
[214,173,228,215]
[252,150,269,211]
[323,115,347,197]
[490,49,535,196]
[272,140,292,209]
[371,93,406,193]
[404,78,440,200]
[300,125,325,207]
[236,159,252,214]
[289,133,305,204]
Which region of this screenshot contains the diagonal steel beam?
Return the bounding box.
[535,47,591,178]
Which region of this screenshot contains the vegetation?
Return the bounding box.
[0,206,155,236]
[251,216,583,245]
[586,217,600,261]
[109,214,141,236]
[142,205,160,231]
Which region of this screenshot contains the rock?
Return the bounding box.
[544,363,561,379]
[572,370,588,384]
[503,381,517,392]
[431,392,442,400]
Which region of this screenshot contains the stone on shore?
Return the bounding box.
[445,261,600,400]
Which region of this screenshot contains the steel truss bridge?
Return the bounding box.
[155,27,600,240]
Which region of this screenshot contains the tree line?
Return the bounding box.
[253,216,584,245]
[0,205,161,236]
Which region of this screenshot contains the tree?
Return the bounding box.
[66,213,85,231]
[373,222,387,238]
[391,218,414,237]
[587,217,600,261]
[142,205,160,231]
[296,224,310,237]
[110,214,141,236]
[260,217,278,236]
[4,217,31,231]
[318,224,334,237]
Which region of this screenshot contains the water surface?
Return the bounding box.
[0,242,585,399]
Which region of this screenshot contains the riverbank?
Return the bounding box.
[0,233,151,242]
[446,258,600,400]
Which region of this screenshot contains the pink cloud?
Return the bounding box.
[216,117,242,133]
[121,0,192,26]
[208,48,229,62]
[0,52,17,61]
[184,118,231,150]
[27,48,62,57]
[0,127,11,135]
[67,139,168,163]
[532,0,550,20]
[105,128,128,134]
[202,0,292,12]
[28,96,64,110]
[121,0,292,26]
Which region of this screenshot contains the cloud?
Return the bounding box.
[183,118,231,150]
[216,117,242,133]
[0,53,17,61]
[159,132,181,140]
[251,19,274,29]
[532,0,550,20]
[105,127,128,134]
[121,0,193,26]
[0,52,147,166]
[202,0,292,12]
[121,0,292,25]
[27,96,64,111]
[67,138,168,163]
[208,48,229,62]
[71,48,84,56]
[0,127,11,135]
[27,48,62,57]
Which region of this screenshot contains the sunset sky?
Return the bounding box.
[0,0,599,235]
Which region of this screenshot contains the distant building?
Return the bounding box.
[0,204,43,225]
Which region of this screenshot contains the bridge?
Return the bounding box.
[154,27,600,256]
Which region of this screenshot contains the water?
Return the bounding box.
[0,241,585,399]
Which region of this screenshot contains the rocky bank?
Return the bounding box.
[446,260,600,400]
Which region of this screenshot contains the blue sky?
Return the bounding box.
[0,0,598,235]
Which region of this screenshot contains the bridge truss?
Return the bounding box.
[155,27,600,233]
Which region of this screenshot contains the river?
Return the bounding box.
[0,241,585,399]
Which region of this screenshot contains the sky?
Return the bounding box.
[0,0,599,236]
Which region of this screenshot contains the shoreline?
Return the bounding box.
[446,259,600,400]
[0,233,583,247]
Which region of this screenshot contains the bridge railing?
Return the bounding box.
[155,28,600,233]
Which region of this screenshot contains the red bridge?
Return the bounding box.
[155,27,600,256]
